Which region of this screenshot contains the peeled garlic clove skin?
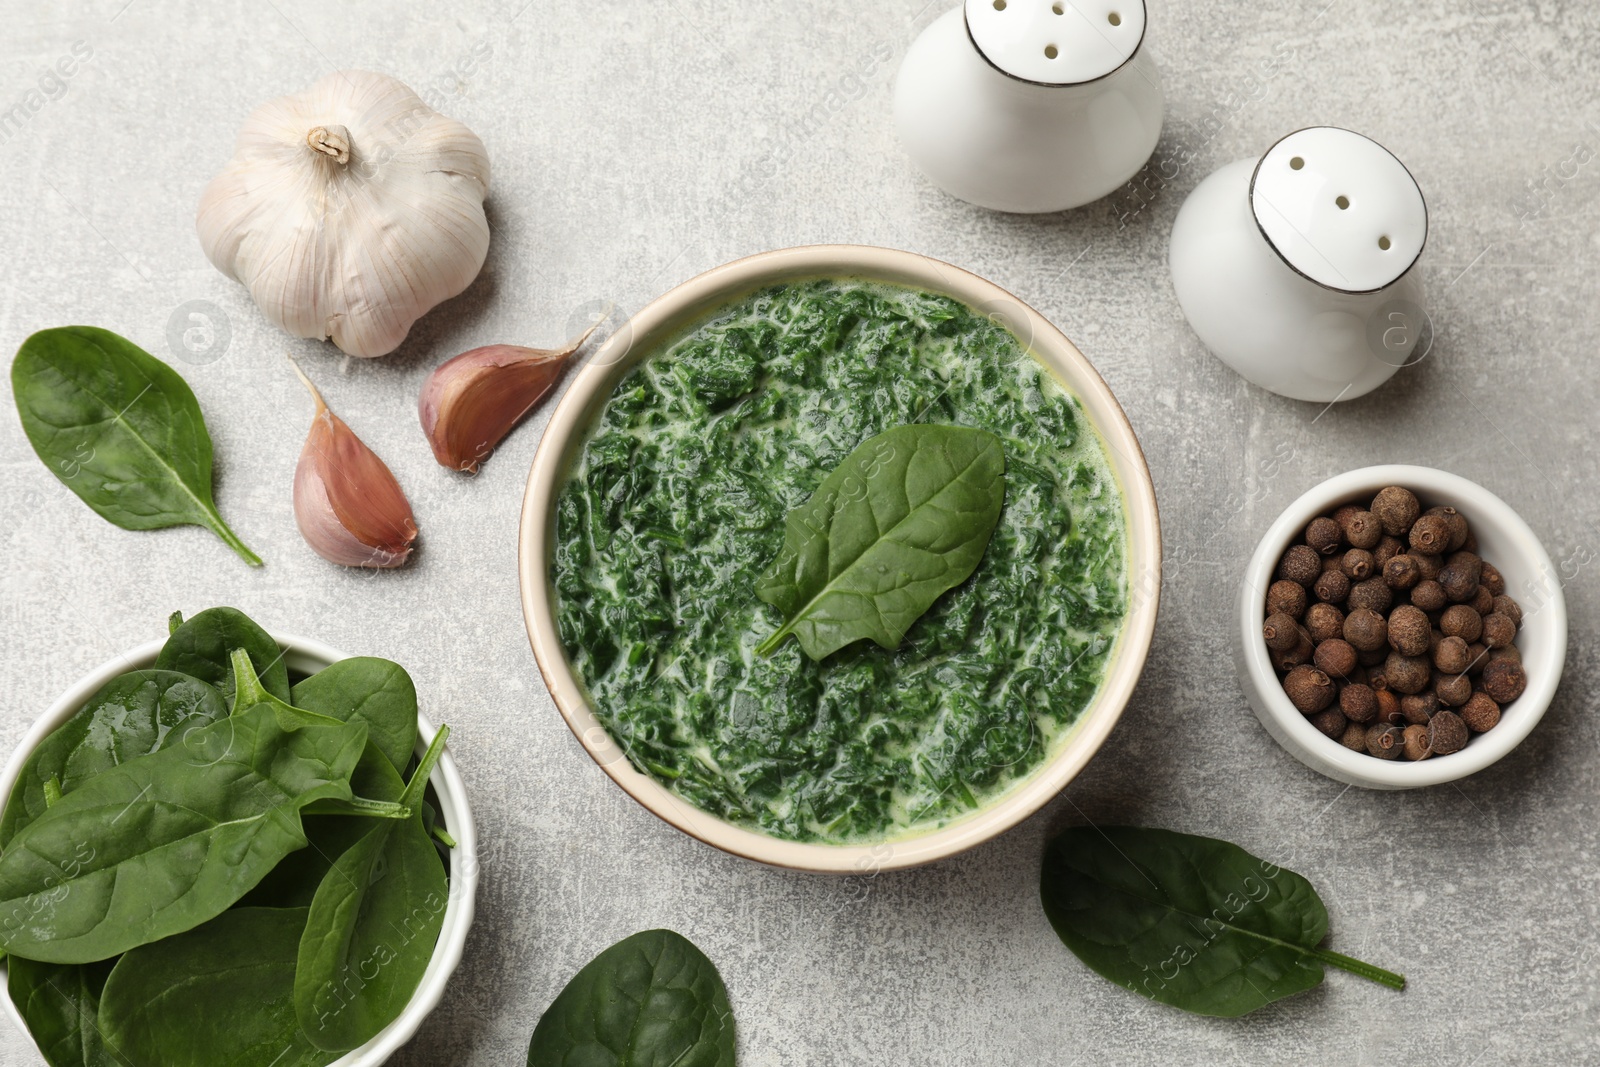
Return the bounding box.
[292,361,417,568]
[418,346,570,472]
[198,70,490,358]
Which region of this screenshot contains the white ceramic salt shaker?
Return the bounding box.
[894,0,1164,213]
[1169,127,1430,403]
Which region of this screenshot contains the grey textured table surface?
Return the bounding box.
[2,0,1598,1064]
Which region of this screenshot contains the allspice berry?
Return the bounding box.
[1263,612,1302,652]
[1341,548,1375,581]
[1339,721,1369,751]
[1384,651,1431,694]
[1346,578,1393,614]
[1402,724,1432,761]
[1459,692,1501,733]
[1371,486,1420,536]
[1343,608,1388,652]
[1382,554,1420,590]
[1277,544,1323,586]
[1387,604,1432,657]
[1266,580,1308,619]
[1365,723,1405,759]
[1409,513,1452,555]
[1308,707,1348,739]
[1439,604,1483,643]
[1435,671,1472,707]
[1469,585,1496,616]
[1373,535,1405,567]
[1427,710,1469,755]
[1481,612,1516,649]
[1434,635,1471,675]
[1482,659,1527,704]
[1338,509,1383,550]
[1271,632,1316,671]
[1491,595,1522,628]
[1314,639,1359,678]
[1481,561,1506,597]
[1284,665,1337,713]
[1340,682,1379,723]
[1424,505,1470,552]
[1412,553,1444,580]
[1306,516,1344,556]
[1487,644,1521,666]
[1375,688,1403,725]
[1464,642,1490,676]
[1438,552,1482,603]
[1304,602,1346,643]
[1313,569,1351,604]
[1401,692,1437,725]
[1411,580,1448,612]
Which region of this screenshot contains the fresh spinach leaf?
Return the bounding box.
[234,817,375,911]
[1039,826,1405,1017]
[527,929,735,1067]
[98,907,333,1067]
[10,326,261,566]
[0,703,367,964]
[754,424,1005,660]
[155,607,289,708]
[0,670,227,847]
[7,956,126,1066]
[294,728,452,1052]
[229,650,409,818]
[290,657,418,774]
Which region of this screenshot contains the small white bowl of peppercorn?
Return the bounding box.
[1238,465,1567,789]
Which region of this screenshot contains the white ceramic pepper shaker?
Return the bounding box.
[893,0,1164,213]
[1169,127,1430,403]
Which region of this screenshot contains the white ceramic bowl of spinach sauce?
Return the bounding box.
[519,245,1161,873]
[0,633,477,1067]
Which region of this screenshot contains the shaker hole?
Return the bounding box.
[993,0,1006,10]
[1379,235,1393,250]
[1053,2,1064,12]
[1045,44,1060,58]
[1336,195,1350,210]
[1289,156,1305,170]
[1108,11,1122,24]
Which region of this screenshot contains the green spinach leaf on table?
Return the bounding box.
[98,907,333,1067]
[294,727,452,1053]
[155,607,289,708]
[527,929,735,1067]
[1039,826,1405,1017]
[755,424,1006,661]
[290,656,418,774]
[10,326,261,566]
[0,703,367,964]
[7,956,127,1067]
[0,670,226,847]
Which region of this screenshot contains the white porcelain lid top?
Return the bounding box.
[1251,127,1428,293]
[965,0,1145,85]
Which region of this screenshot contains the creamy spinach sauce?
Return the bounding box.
[555,279,1127,845]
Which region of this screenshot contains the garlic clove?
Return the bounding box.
[418,315,608,473]
[291,358,417,568]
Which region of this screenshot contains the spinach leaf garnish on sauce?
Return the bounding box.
[755,424,1006,660]
[528,929,735,1067]
[10,326,261,565]
[1040,826,1405,1017]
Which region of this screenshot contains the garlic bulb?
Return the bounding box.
[291,358,418,567]
[418,316,607,473]
[198,71,491,358]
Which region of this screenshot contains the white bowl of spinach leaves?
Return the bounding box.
[0,607,477,1067]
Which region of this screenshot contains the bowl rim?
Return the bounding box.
[517,243,1162,873]
[1238,463,1567,788]
[0,632,478,1067]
